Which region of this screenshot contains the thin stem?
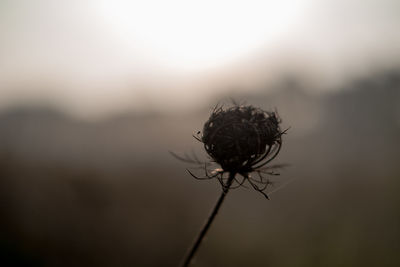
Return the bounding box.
[182,172,236,267]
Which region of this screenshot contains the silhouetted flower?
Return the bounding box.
[202,105,282,173]
[178,103,287,267]
[188,104,285,199]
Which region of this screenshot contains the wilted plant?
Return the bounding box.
[176,103,286,267]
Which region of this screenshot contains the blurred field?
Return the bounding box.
[0,69,400,266]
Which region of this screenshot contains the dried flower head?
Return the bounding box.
[202,105,281,173]
[180,103,286,199]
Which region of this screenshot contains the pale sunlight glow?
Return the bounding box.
[5,0,399,117]
[96,0,309,72]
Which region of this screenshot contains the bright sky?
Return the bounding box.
[0,0,399,118]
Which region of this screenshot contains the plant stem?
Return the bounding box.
[182,172,236,267]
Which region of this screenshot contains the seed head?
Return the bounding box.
[171,103,286,199]
[201,105,282,173]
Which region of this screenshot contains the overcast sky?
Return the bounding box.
[1,0,399,118]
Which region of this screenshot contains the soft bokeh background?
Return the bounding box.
[1,0,400,266]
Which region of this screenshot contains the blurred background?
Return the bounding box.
[1,0,400,266]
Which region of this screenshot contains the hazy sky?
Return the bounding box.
[1,0,399,118]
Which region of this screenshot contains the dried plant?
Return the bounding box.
[176,103,287,267]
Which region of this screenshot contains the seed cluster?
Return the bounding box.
[202,105,282,173]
